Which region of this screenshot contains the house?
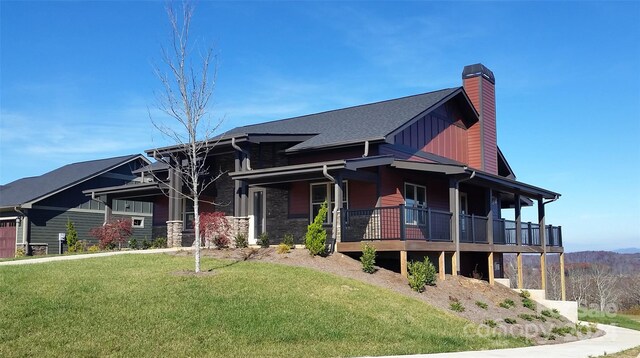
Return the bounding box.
[0,155,154,257]
[86,64,566,299]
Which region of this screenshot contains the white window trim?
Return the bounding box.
[132,217,145,228]
[310,181,348,224]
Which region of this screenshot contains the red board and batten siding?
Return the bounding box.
[379,166,450,211]
[392,104,469,165]
[288,180,377,217]
[463,75,498,175]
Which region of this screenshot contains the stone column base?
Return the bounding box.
[166,220,184,248]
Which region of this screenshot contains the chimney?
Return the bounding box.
[462,63,498,174]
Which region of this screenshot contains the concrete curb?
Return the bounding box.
[0,247,190,266]
[363,324,640,358]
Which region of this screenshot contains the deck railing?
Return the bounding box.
[341,205,452,242]
[340,205,562,247]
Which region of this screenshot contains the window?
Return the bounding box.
[310,181,348,224]
[132,217,144,228]
[183,200,194,230]
[404,182,427,224]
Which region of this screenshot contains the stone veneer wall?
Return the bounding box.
[166,220,183,248]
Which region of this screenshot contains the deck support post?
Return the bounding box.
[488,252,495,285]
[451,252,457,277]
[560,252,566,301]
[104,195,113,224]
[515,193,522,246]
[516,252,523,289]
[438,251,445,281]
[538,198,547,297]
[400,250,408,278]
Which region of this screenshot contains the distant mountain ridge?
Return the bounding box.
[511,250,640,275]
[614,248,640,254]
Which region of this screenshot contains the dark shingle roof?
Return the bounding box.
[0,154,144,208]
[224,87,461,152]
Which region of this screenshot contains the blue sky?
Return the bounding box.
[1,1,638,252]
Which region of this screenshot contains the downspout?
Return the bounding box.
[322,165,338,254]
[543,195,559,206]
[362,140,369,158]
[90,192,109,225]
[231,137,252,171]
[453,168,476,274]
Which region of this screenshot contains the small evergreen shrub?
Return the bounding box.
[258,232,270,248]
[88,245,100,253]
[475,301,488,310]
[450,301,465,312]
[276,243,291,254]
[551,326,574,336]
[407,257,437,292]
[141,239,151,250]
[522,297,536,311]
[576,324,588,335]
[282,233,295,248]
[66,219,78,248]
[518,313,534,321]
[305,201,327,256]
[128,238,138,249]
[503,317,517,324]
[519,290,531,299]
[234,233,248,248]
[212,235,230,249]
[152,237,167,249]
[483,319,497,328]
[499,298,515,309]
[360,244,376,274]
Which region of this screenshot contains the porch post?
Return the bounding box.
[560,252,566,301]
[449,178,460,275]
[400,250,408,278]
[488,252,495,285]
[538,198,547,296]
[104,195,113,224]
[166,166,184,248]
[486,188,493,245]
[514,193,522,246]
[333,173,343,248]
[516,252,524,289]
[438,251,445,281]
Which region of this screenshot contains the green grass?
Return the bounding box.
[0,254,529,357]
[592,345,640,357]
[579,308,640,331]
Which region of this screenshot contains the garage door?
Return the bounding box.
[0,220,17,258]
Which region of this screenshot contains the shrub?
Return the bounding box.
[234,233,248,248]
[88,245,100,253]
[551,326,574,336]
[576,323,588,335]
[450,301,465,312]
[499,299,515,309]
[67,240,86,253]
[407,257,437,292]
[89,218,133,250]
[519,290,531,299]
[535,314,547,322]
[360,244,376,274]
[141,239,151,250]
[276,243,291,254]
[128,238,138,249]
[282,233,295,248]
[15,248,25,257]
[152,237,167,249]
[522,297,536,311]
[199,212,232,249]
[503,318,517,324]
[475,301,488,309]
[547,334,556,341]
[518,313,534,322]
[66,219,78,248]
[305,201,327,256]
[483,319,497,328]
[258,232,270,248]
[588,322,597,333]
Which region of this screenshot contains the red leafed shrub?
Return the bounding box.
[90,218,133,250]
[199,212,232,249]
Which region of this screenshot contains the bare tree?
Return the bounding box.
[151,1,221,273]
[590,264,620,312]
[567,264,592,307]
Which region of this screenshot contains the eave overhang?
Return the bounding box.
[82,182,167,201]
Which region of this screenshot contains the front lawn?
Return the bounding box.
[579,308,640,331]
[0,254,529,357]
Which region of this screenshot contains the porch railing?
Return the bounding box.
[341,205,452,242]
[340,205,562,247]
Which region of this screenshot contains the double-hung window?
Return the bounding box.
[404,183,427,225]
[310,182,348,224]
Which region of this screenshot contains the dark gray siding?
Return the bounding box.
[28,208,152,253]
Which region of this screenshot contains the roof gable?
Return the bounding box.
[0,154,149,208]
